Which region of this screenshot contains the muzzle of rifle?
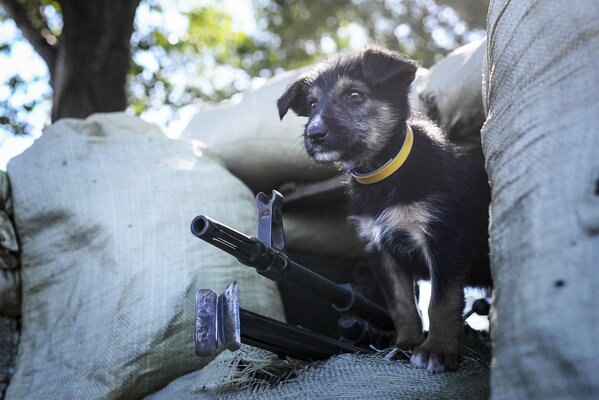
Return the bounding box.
[191,215,287,279]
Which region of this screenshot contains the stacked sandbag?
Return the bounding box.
[482,1,599,398]
[411,37,486,152]
[5,113,285,400]
[0,172,19,316]
[0,172,19,398]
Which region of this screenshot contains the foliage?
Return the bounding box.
[255,0,488,70]
[0,0,59,134]
[128,4,269,120]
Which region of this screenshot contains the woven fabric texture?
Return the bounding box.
[5,113,284,400]
[148,346,490,400]
[483,1,599,398]
[0,171,19,317]
[412,37,486,151]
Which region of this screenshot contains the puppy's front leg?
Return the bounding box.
[411,281,463,373]
[374,251,425,348]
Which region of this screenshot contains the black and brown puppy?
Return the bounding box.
[277,45,491,373]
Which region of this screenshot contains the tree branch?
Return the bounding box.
[0,0,57,69]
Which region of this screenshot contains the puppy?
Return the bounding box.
[277,45,491,373]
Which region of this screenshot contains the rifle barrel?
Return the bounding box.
[191,215,394,330]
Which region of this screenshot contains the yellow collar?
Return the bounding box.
[349,125,414,185]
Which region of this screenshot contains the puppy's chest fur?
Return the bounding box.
[349,199,438,274]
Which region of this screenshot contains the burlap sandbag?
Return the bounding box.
[412,37,486,152]
[483,1,599,399]
[0,316,18,397]
[5,113,285,400]
[0,171,20,317]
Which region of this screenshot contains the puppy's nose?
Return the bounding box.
[306,126,328,144]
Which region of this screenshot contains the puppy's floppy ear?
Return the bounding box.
[277,75,310,120]
[362,45,419,88]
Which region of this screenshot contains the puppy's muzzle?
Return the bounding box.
[306,125,328,144]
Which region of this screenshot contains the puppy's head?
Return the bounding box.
[277,45,418,166]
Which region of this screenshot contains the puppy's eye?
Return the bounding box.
[348,90,363,101]
[309,100,318,110]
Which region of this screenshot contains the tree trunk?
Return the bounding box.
[50,0,141,121]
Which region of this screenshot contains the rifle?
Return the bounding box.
[192,191,395,360]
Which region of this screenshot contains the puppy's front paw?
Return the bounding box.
[410,346,459,373]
